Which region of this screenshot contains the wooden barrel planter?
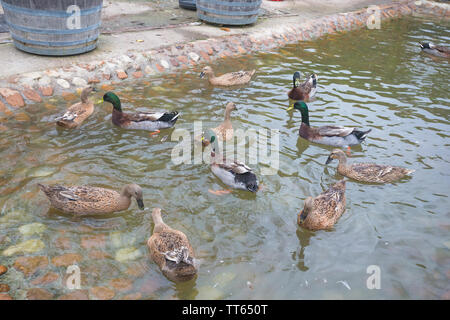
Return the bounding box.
[179,0,196,11]
[197,0,262,26]
[0,0,103,56]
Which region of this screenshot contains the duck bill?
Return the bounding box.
[199,72,205,78]
[325,156,333,165]
[136,198,145,210]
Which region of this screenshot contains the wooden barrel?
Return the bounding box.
[197,0,262,26]
[179,0,196,11]
[1,0,103,56]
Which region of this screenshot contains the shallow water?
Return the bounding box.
[0,16,449,299]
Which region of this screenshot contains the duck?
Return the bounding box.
[203,129,259,193]
[419,42,450,58]
[103,92,179,132]
[147,208,198,282]
[38,183,144,215]
[287,71,318,110]
[298,180,346,231]
[325,149,415,183]
[199,102,237,147]
[200,66,255,86]
[56,86,96,128]
[293,101,371,148]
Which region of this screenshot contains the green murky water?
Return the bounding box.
[0,16,449,299]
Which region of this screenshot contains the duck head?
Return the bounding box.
[200,66,214,79]
[122,184,144,210]
[325,149,347,165]
[103,92,122,112]
[419,42,434,50]
[293,71,302,88]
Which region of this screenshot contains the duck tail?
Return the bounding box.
[404,169,415,175]
[353,128,371,141]
[37,183,48,193]
[159,111,179,124]
[310,74,318,87]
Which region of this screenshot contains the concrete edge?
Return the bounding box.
[0,0,448,116]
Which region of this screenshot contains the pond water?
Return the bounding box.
[0,15,449,299]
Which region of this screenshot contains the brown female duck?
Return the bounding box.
[200,66,255,86]
[38,183,144,215]
[298,180,346,231]
[325,149,415,183]
[56,86,96,128]
[147,208,198,282]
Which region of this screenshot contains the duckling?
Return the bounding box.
[56,86,96,128]
[147,208,198,282]
[38,183,144,215]
[419,42,450,58]
[325,149,415,184]
[294,101,371,148]
[288,71,318,109]
[298,180,346,231]
[103,92,179,132]
[200,66,255,86]
[203,129,259,193]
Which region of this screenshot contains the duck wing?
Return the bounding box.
[318,125,355,137]
[45,185,116,203]
[219,160,253,175]
[153,230,194,265]
[126,111,178,123]
[56,102,87,121]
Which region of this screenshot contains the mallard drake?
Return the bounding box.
[203,129,259,193]
[288,71,318,109]
[325,149,415,183]
[419,42,450,58]
[147,208,198,282]
[200,66,255,86]
[56,86,96,128]
[103,92,179,132]
[38,183,144,215]
[298,180,346,231]
[293,101,371,148]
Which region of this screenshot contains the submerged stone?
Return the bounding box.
[196,286,224,300]
[213,272,237,288]
[115,247,142,262]
[3,239,45,256]
[13,256,48,277]
[19,223,47,236]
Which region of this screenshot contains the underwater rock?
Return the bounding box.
[19,223,47,236]
[13,256,48,277]
[196,286,224,300]
[27,288,54,300]
[90,286,115,300]
[88,249,111,260]
[120,292,142,300]
[0,265,7,276]
[81,234,106,250]
[110,278,133,292]
[51,253,82,267]
[31,272,59,286]
[58,290,89,300]
[0,293,12,300]
[0,284,10,292]
[3,239,45,256]
[54,237,72,250]
[28,166,56,178]
[115,247,142,262]
[213,272,237,288]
